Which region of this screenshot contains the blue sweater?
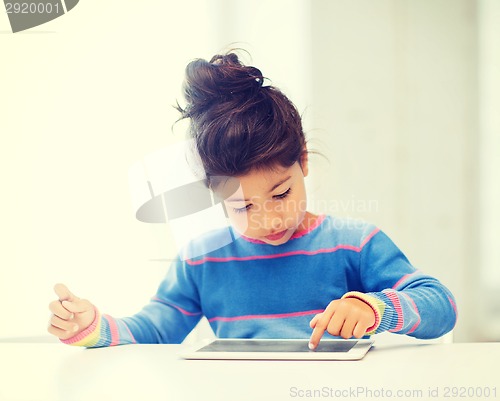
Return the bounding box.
[63,216,457,347]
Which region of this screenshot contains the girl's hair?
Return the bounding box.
[176,52,306,187]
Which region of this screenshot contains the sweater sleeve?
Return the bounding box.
[344,228,458,339]
[61,257,203,347]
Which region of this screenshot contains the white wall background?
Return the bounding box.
[308,0,480,342]
[478,0,500,341]
[0,0,218,338]
[1,0,498,342]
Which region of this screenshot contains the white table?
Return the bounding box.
[0,341,498,401]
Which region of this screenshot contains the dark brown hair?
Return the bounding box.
[176,52,306,187]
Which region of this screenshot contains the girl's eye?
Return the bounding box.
[274,188,291,200]
[233,204,252,214]
[231,188,290,213]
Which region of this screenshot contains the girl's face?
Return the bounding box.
[216,158,311,246]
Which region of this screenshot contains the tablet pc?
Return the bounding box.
[179,338,373,360]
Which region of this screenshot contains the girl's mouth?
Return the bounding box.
[264,230,288,241]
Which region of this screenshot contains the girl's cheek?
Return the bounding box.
[288,197,307,213]
[245,213,261,234]
[227,213,251,234]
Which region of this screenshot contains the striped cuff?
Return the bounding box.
[61,307,101,347]
[342,291,386,335]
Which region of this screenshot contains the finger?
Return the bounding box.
[309,313,322,329]
[62,298,92,314]
[352,321,370,339]
[325,300,354,337]
[47,323,77,341]
[325,311,347,337]
[339,317,357,339]
[309,324,327,350]
[309,303,337,350]
[48,300,74,320]
[49,315,79,333]
[54,283,77,302]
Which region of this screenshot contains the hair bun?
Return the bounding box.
[181,53,264,116]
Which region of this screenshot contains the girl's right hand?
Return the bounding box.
[47,283,96,340]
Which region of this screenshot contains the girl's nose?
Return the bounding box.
[260,209,284,231]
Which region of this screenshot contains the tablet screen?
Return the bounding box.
[197,339,357,353]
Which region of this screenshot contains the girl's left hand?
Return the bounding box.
[308,298,375,349]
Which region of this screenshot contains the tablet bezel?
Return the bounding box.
[179,338,374,360]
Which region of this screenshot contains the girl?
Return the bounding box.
[48,52,457,350]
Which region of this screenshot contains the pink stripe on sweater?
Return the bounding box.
[152,297,202,317]
[187,245,362,265]
[208,309,324,323]
[448,295,458,317]
[383,290,404,333]
[187,224,380,265]
[104,315,120,346]
[392,271,420,290]
[360,227,380,248]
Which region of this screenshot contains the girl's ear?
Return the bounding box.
[299,148,309,177]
